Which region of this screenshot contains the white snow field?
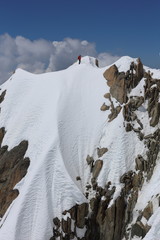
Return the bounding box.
[0,56,159,240]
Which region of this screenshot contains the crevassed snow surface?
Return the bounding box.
[0,56,159,240]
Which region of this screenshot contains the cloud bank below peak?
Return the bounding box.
[0,33,120,84]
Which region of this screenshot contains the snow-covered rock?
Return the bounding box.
[0,56,159,240]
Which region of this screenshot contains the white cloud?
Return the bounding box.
[97,52,120,67]
[0,33,120,84]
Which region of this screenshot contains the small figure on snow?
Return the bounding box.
[78,55,82,64]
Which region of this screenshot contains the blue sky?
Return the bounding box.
[0,0,160,80]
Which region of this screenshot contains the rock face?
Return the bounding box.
[103,64,127,104]
[144,71,160,127]
[0,90,6,104]
[92,160,103,179]
[50,203,89,240]
[103,58,144,104]
[100,103,110,111]
[150,102,160,127]
[102,91,122,122]
[0,91,30,218]
[0,127,5,146]
[0,136,30,217]
[97,147,108,158]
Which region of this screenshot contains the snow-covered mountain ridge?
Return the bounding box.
[0,56,160,240]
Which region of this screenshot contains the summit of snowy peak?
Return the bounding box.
[14,68,34,75]
[10,68,36,80]
[81,56,99,66]
[71,56,99,68]
[112,56,160,78]
[113,56,140,72]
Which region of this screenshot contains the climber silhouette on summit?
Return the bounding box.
[78,55,81,64]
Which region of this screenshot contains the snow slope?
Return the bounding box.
[0,56,159,240]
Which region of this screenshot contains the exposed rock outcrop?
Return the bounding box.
[144,71,160,127]
[97,147,108,157]
[0,130,30,217]
[108,104,122,122]
[103,58,144,104]
[92,160,103,179]
[0,90,30,218]
[103,65,127,104]
[103,91,122,122]
[0,127,5,146]
[100,103,110,111]
[131,222,148,238]
[0,90,6,104]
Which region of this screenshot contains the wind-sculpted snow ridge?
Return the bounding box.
[0,56,159,240]
[0,56,108,240]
